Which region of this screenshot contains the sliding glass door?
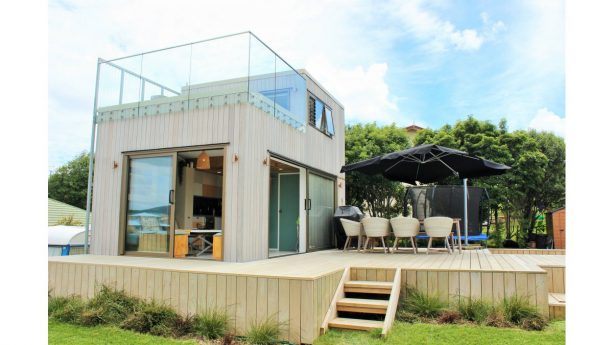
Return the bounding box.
[307,173,335,250]
[124,153,176,256]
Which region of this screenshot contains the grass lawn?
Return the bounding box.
[315,321,565,345]
[48,320,199,345]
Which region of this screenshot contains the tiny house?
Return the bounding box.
[87,32,345,262]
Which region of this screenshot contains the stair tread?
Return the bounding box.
[345,281,393,288]
[338,298,389,308]
[548,293,565,306]
[329,317,384,330]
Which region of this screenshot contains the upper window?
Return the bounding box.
[308,94,334,137]
[261,88,291,110]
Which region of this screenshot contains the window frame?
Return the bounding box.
[307,92,334,138]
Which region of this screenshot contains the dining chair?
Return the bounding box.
[361,217,391,253]
[340,218,364,252]
[424,217,454,254]
[390,216,420,254]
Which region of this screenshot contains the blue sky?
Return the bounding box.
[48,0,564,171]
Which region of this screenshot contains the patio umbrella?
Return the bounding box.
[340,144,510,245]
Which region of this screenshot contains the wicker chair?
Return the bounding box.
[390,216,420,254]
[340,218,364,252]
[361,217,391,253]
[424,217,454,254]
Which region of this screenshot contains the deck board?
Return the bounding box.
[49,250,547,279]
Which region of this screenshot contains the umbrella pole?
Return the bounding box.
[463,178,469,246]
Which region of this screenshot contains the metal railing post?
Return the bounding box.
[84,58,101,254]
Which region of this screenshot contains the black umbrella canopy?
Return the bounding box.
[341,144,510,184]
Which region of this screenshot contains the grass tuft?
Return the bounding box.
[456,298,492,324]
[49,296,85,324]
[501,296,541,324]
[192,308,229,339]
[399,287,445,318]
[120,302,183,337]
[245,316,282,345]
[82,286,141,326]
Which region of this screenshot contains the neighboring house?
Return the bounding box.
[48,198,87,226]
[404,124,423,143]
[88,32,345,262]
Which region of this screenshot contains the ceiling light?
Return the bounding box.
[196,151,211,170]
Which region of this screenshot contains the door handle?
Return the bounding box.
[169,190,175,204]
[308,199,312,210]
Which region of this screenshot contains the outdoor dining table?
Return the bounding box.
[417,218,462,253]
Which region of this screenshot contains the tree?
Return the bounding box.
[413,116,565,246]
[345,123,412,217]
[48,152,90,209]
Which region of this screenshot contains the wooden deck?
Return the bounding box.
[48,249,565,343]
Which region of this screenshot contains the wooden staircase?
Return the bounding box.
[321,268,401,337]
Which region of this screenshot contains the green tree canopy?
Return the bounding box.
[48,152,90,210]
[412,116,565,244]
[345,123,412,218]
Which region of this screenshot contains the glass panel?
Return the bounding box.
[125,156,173,254]
[139,46,191,116]
[249,35,277,115]
[275,55,306,130]
[189,33,250,97]
[97,55,143,108]
[308,173,335,250]
[325,106,334,136]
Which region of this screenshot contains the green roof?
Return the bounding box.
[48,198,87,226]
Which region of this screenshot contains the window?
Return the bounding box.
[261,88,291,110]
[308,94,334,136]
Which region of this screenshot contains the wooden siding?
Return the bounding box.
[49,260,342,344]
[90,73,345,262]
[49,249,564,344]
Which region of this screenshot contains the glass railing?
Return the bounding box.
[95,32,306,131]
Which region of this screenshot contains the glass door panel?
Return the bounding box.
[125,155,175,255]
[307,173,335,250]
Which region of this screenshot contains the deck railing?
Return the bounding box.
[94,32,307,131]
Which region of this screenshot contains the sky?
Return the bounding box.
[48,0,565,171]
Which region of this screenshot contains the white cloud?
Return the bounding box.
[48,0,404,169]
[306,57,399,124]
[529,108,565,136]
[390,0,504,52]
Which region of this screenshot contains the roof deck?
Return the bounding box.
[95,32,307,130]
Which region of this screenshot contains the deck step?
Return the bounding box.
[328,317,384,331]
[337,298,388,314]
[344,281,393,294]
[548,293,565,320]
[548,293,565,306]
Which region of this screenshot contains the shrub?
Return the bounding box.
[82,286,141,326]
[400,287,445,318]
[501,296,541,325]
[520,316,548,331]
[245,317,282,345]
[193,308,229,339]
[120,302,182,337]
[484,307,513,328]
[457,298,492,324]
[437,309,462,324]
[49,296,85,324]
